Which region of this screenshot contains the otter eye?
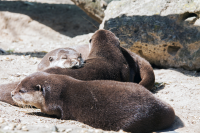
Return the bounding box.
[36,84,41,91]
[19,90,27,93]
[49,57,54,62]
[89,39,92,43]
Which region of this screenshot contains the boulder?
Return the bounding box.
[71,0,106,23]
[100,0,200,71]
[71,0,119,23]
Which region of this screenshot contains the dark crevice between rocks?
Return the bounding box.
[179,12,198,23]
[0,1,99,37]
[167,46,181,56]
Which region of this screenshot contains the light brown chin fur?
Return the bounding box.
[12,92,45,109]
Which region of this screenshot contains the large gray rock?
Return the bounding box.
[100,0,200,71]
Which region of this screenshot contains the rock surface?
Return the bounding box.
[100,0,200,71]
[70,0,119,23]
[70,0,106,23]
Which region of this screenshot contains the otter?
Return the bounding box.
[44,29,130,81]
[71,44,155,91]
[1,30,130,105]
[120,47,155,90]
[37,48,84,71]
[0,47,85,106]
[0,29,154,106]
[11,71,175,133]
[39,43,154,90]
[0,82,19,106]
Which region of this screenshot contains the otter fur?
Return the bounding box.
[37,48,84,71]
[11,71,175,133]
[44,30,130,81]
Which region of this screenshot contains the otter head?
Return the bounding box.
[11,72,50,109]
[49,48,84,69]
[89,30,120,53]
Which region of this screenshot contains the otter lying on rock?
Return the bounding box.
[38,39,155,90]
[1,30,131,105]
[43,29,131,82]
[11,71,175,133]
[37,47,84,71]
[0,29,155,107]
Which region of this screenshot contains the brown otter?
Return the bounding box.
[41,44,154,90]
[44,29,130,81]
[0,30,130,106]
[0,82,19,106]
[120,47,155,90]
[72,44,155,91]
[0,47,85,106]
[0,29,154,106]
[37,48,84,71]
[39,43,154,90]
[69,44,90,61]
[11,71,175,133]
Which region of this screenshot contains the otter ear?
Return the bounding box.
[36,84,43,92]
[49,56,54,62]
[78,53,82,59]
[89,39,92,43]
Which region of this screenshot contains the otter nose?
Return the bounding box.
[11,91,15,97]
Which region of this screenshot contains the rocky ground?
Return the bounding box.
[0,0,200,133]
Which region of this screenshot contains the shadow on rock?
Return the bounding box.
[0,1,99,37]
[27,112,58,119]
[0,51,47,58]
[152,82,166,93]
[169,68,200,77]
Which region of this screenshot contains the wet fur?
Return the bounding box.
[12,72,175,133]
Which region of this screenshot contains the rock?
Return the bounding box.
[65,128,72,133]
[3,126,10,130]
[71,0,118,23]
[71,0,106,23]
[95,129,103,133]
[52,125,58,132]
[0,118,5,124]
[4,123,16,130]
[0,48,6,54]
[16,124,22,130]
[59,128,65,132]
[22,126,29,131]
[100,0,200,71]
